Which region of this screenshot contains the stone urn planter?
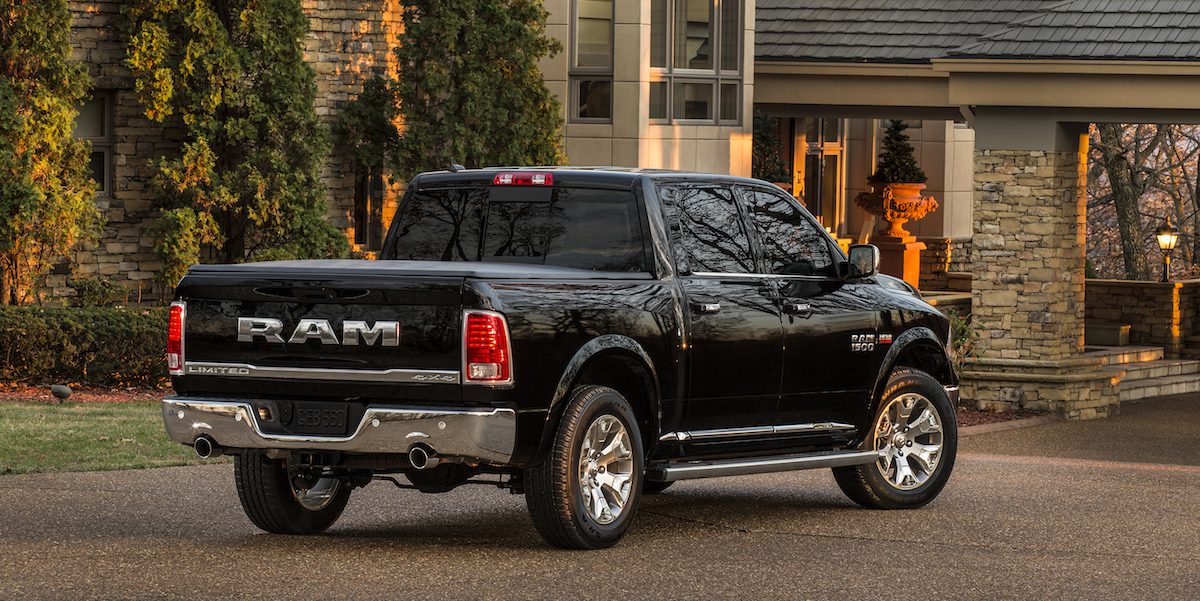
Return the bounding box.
[854,181,939,238]
[852,120,937,288]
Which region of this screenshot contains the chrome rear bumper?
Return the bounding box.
[162,397,516,465]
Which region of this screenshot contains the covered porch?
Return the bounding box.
[754,3,1200,418]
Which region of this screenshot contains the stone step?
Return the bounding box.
[1085,345,1165,365]
[1183,348,1200,359]
[1105,359,1200,382]
[1119,373,1200,402]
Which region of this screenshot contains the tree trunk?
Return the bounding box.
[1096,123,1152,280]
[0,263,10,306]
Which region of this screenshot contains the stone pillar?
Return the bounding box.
[961,132,1120,420]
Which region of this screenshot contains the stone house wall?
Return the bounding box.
[1086,279,1200,358]
[918,236,971,290]
[60,0,403,304]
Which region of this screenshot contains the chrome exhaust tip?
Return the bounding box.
[193,435,223,459]
[408,444,440,470]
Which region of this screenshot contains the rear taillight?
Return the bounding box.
[463,311,512,384]
[492,172,553,186]
[167,301,185,376]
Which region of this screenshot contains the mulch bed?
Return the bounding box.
[956,407,1028,428]
[0,382,167,404]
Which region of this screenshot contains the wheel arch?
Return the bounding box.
[860,326,956,443]
[537,335,662,460]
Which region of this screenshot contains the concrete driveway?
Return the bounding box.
[1,395,1197,600]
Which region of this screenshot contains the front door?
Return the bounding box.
[740,185,877,436]
[663,184,783,433]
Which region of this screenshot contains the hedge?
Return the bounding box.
[0,306,167,387]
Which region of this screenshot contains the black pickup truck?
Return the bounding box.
[163,167,958,549]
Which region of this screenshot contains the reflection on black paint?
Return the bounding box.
[745,188,837,276]
[665,185,755,273]
[388,186,646,273]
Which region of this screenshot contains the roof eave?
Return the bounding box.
[933,58,1200,76]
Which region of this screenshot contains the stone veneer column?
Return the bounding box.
[971,147,1085,361]
[961,133,1120,420]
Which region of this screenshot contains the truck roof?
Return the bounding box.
[411,166,773,189]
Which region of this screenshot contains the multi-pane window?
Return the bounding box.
[571,0,614,121]
[800,118,844,225]
[649,0,742,125]
[73,93,113,196]
[353,167,385,251]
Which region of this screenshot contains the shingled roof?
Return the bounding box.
[756,0,1200,64]
[949,0,1200,60]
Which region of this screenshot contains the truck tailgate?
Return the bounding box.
[173,261,466,403]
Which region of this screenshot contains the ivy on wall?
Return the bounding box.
[0,0,98,305]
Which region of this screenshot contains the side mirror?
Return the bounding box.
[847,244,879,278]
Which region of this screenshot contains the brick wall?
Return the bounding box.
[61,0,403,303]
[1086,279,1200,357]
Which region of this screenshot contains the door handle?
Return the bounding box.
[783,302,812,318]
[690,301,721,315]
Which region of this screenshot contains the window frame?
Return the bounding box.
[569,0,615,123]
[649,0,743,126]
[74,92,114,197]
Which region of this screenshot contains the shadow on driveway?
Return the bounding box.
[962,393,1200,466]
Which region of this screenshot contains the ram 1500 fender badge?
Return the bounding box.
[236,317,401,347]
[850,333,877,352]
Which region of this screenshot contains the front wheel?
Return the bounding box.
[234,452,351,534]
[524,385,644,549]
[834,369,957,509]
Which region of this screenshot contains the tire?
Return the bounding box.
[234,452,351,535]
[642,480,674,495]
[833,368,957,509]
[524,385,644,549]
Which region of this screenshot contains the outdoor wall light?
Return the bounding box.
[1155,218,1180,282]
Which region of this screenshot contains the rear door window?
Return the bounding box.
[663,184,755,274]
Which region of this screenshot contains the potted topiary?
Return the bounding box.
[854,120,938,238]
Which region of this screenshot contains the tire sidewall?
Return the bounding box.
[564,387,644,543]
[862,371,957,506]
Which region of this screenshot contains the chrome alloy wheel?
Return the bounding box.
[578,414,635,525]
[873,393,944,491]
[291,475,342,511]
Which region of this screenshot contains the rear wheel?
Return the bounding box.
[524,385,643,549]
[234,452,351,534]
[834,369,957,509]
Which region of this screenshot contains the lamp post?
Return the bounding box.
[1155,218,1180,282]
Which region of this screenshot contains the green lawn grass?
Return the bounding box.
[0,402,226,474]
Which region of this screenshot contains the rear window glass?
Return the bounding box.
[385,186,647,272]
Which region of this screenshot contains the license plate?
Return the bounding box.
[293,403,347,435]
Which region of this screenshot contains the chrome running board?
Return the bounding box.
[647,450,882,483]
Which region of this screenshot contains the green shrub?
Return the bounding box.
[947,309,978,383]
[0,306,166,387]
[69,277,126,307]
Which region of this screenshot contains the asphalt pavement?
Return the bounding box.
[1,394,1197,600]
